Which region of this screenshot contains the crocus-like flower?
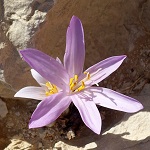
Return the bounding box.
[15,16,143,134]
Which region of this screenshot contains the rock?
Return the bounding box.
[4,0,49,49]
[54,141,97,150]
[0,99,8,118]
[4,139,33,150]
[4,0,32,19]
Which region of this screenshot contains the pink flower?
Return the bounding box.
[15,16,143,134]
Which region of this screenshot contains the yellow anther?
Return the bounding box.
[81,81,85,87]
[69,75,78,90]
[46,82,53,89]
[69,78,74,86]
[74,75,78,82]
[70,83,75,90]
[76,81,85,92]
[52,85,58,93]
[45,82,58,96]
[87,73,90,80]
[69,74,88,92]
[46,91,51,96]
[84,72,90,80]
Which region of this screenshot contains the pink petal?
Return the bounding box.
[81,55,126,86]
[20,49,69,90]
[14,86,46,100]
[31,69,47,85]
[29,92,71,128]
[64,16,85,77]
[87,87,143,113]
[71,94,101,134]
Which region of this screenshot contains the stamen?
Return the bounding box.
[46,82,54,90]
[76,81,85,92]
[46,91,51,96]
[84,72,90,80]
[69,78,74,86]
[45,82,58,96]
[81,81,85,87]
[69,73,91,93]
[69,75,78,90]
[74,75,78,82]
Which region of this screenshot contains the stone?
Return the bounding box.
[4,139,33,150]
[4,0,32,19]
[54,141,97,150]
[0,99,8,118]
[4,0,48,49]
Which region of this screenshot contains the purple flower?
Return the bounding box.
[15,16,143,134]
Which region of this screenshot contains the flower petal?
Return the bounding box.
[20,49,69,90]
[71,94,101,134]
[56,57,62,64]
[86,87,143,113]
[29,92,71,128]
[31,69,47,85]
[81,55,126,86]
[14,86,46,100]
[64,16,85,77]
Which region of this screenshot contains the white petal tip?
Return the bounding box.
[95,130,101,135]
[29,121,36,129]
[14,93,20,98]
[131,103,144,113]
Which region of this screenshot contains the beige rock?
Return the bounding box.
[4,139,33,150]
[54,141,97,150]
[4,0,48,49]
[54,141,83,150]
[4,0,33,19]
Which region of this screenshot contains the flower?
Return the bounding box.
[15,16,143,134]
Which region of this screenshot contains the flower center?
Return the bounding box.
[45,82,58,96]
[69,72,90,92]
